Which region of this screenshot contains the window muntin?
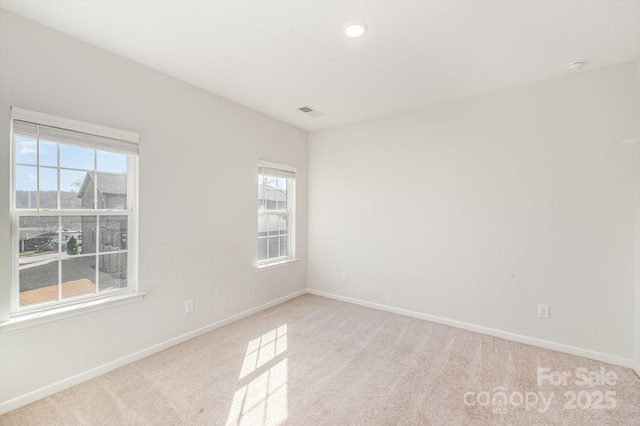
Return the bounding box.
[258,161,295,266]
[11,110,138,314]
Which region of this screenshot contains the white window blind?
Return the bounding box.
[11,106,139,155]
[258,160,296,179]
[13,120,139,156]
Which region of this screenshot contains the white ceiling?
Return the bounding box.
[1,0,639,131]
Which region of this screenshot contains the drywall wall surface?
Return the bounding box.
[0,10,307,405]
[635,59,640,376]
[308,62,638,360]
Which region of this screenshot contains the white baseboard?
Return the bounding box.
[307,289,636,370]
[2,287,635,415]
[0,289,306,415]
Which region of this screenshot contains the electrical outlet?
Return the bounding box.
[185,299,194,313]
[538,304,549,319]
[341,273,348,283]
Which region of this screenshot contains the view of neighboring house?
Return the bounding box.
[17,172,127,255]
[77,171,127,210]
[17,172,128,289]
[76,172,127,278]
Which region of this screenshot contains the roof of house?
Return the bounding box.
[77,172,127,198]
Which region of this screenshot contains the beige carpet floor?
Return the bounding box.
[2,294,640,425]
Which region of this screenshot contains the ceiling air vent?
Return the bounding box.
[298,106,324,117]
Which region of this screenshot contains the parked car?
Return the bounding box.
[43,240,66,252]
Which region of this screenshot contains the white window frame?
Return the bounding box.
[257,160,296,269]
[4,107,142,329]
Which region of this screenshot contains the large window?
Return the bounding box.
[258,160,296,267]
[10,108,139,315]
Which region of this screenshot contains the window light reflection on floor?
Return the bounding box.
[226,324,288,425]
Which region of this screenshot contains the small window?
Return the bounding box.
[10,107,139,315]
[258,160,296,267]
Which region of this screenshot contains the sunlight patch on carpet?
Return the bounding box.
[227,325,289,425]
[239,324,288,379]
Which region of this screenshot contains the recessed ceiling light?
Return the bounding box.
[344,21,368,38]
[566,61,585,72]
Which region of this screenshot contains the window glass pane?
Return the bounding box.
[268,214,279,236]
[77,172,95,209]
[14,135,37,165]
[96,173,127,209]
[18,214,61,307]
[15,191,37,210]
[267,214,288,237]
[15,165,38,191]
[277,187,287,211]
[282,214,289,235]
[60,169,86,209]
[39,167,58,209]
[260,177,288,212]
[258,238,267,260]
[97,151,127,173]
[15,165,37,209]
[258,185,265,212]
[77,216,98,255]
[39,140,57,167]
[61,216,86,255]
[19,261,59,307]
[19,216,59,259]
[264,176,277,189]
[61,256,96,299]
[268,237,279,259]
[279,236,288,257]
[99,216,128,252]
[258,215,268,237]
[264,188,276,211]
[60,143,94,170]
[98,253,127,292]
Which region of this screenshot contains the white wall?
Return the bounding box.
[635,60,640,377]
[308,62,638,362]
[0,10,307,408]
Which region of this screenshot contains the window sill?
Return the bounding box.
[1,291,146,332]
[256,258,299,272]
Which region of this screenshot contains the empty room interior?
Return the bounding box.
[1,1,640,425]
